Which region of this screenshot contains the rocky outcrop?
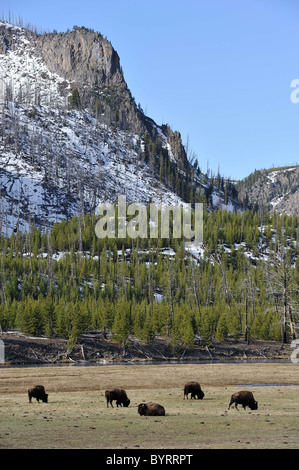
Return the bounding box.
[161,125,189,167]
[33,27,147,136]
[0,21,193,234]
[37,28,121,87]
[35,26,188,165]
[0,22,188,167]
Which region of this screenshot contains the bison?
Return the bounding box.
[138,402,165,416]
[28,385,48,403]
[105,388,130,408]
[228,390,258,411]
[183,381,205,400]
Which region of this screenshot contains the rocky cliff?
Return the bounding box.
[0,21,196,234]
[35,27,145,135]
[0,22,189,165]
[35,25,190,168]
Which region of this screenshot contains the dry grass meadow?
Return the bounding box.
[0,361,298,449]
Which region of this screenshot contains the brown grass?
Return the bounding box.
[0,362,298,449]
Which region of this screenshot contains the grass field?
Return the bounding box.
[0,362,298,449]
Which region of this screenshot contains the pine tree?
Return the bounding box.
[70,88,81,109]
[215,313,228,341]
[112,296,131,351]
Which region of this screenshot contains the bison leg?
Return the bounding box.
[228,398,234,410]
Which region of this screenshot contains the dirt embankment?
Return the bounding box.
[0,331,294,365]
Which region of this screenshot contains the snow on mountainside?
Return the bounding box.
[238,165,299,215]
[0,101,187,235]
[0,22,188,235]
[0,22,69,108]
[0,21,241,236]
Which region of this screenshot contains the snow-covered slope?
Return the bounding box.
[0,101,187,235]
[0,21,240,236]
[238,166,299,215]
[0,22,188,235]
[0,22,69,108]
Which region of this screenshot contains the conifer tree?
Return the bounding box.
[215,313,228,341]
[112,296,131,351]
[70,88,81,109]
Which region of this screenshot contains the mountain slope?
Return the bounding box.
[0,21,241,235]
[0,100,188,234]
[0,22,188,234]
[237,166,299,215]
[0,22,189,166]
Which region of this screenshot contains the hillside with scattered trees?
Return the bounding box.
[0,208,298,354]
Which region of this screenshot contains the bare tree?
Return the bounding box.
[237,261,257,345]
[265,241,298,347]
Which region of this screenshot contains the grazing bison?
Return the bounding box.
[28,385,48,403]
[138,402,165,416]
[184,381,205,400]
[105,388,130,408]
[228,390,258,411]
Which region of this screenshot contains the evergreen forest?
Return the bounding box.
[0,207,298,352]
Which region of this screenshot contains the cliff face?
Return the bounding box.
[0,21,241,237]
[0,22,188,166]
[35,27,141,132]
[34,26,189,166]
[36,28,122,87]
[0,22,191,235]
[161,125,189,167]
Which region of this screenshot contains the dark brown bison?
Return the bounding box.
[105,388,130,408]
[138,402,165,416]
[28,385,48,403]
[228,390,258,411]
[183,381,205,400]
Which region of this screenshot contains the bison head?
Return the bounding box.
[250,400,258,410]
[138,403,147,416]
[123,398,130,407]
[41,394,48,403]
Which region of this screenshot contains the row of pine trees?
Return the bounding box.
[0,208,298,351]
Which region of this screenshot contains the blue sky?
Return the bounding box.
[2,0,299,180]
